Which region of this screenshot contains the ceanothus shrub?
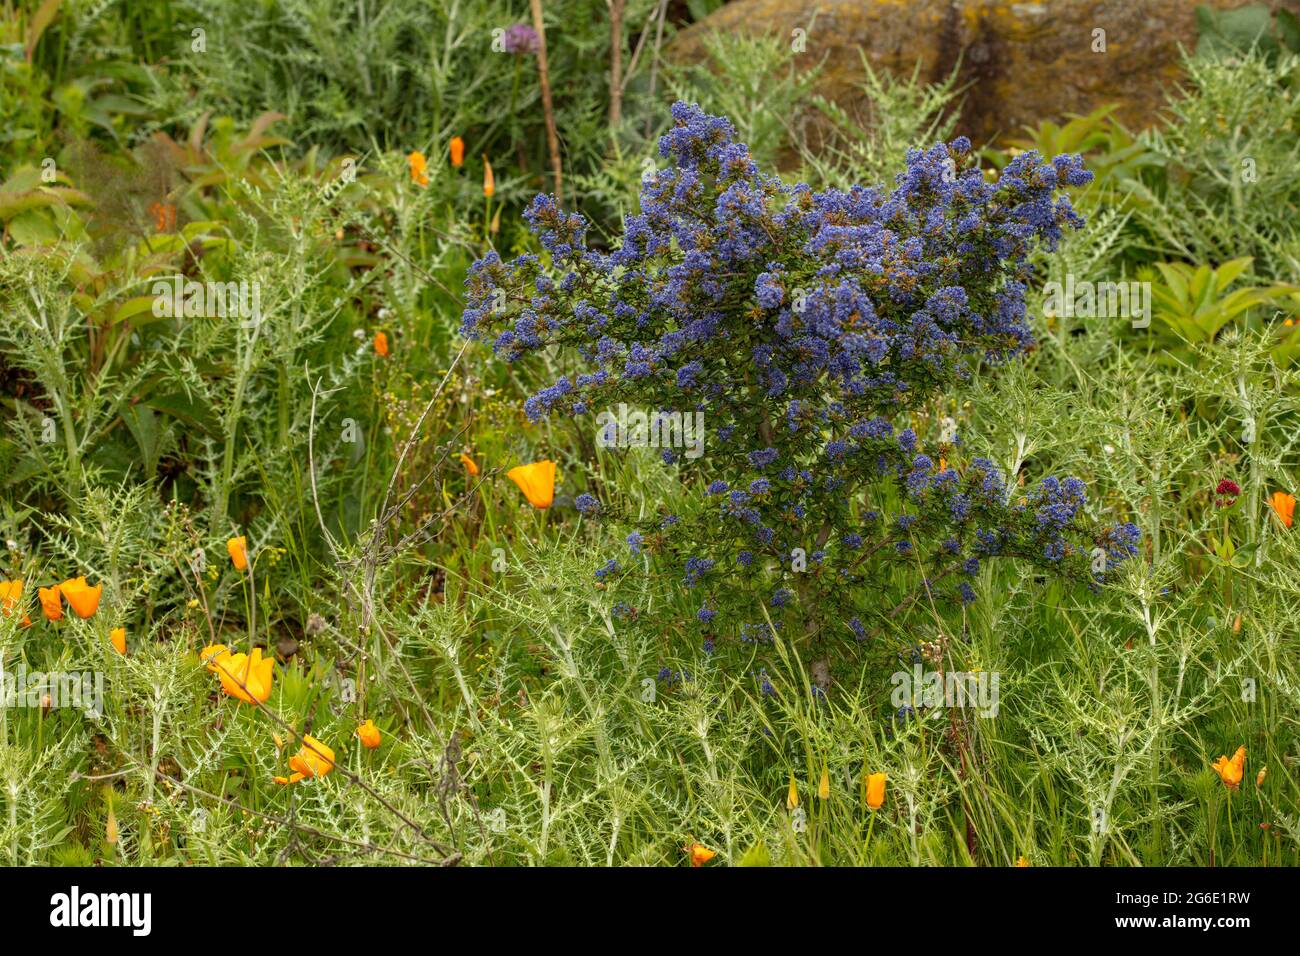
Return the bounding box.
[462,102,1139,666]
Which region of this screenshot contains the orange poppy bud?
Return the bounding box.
[374,330,390,357]
[1268,491,1295,528]
[274,736,335,784]
[407,150,429,186]
[865,771,887,810]
[483,155,495,198]
[1211,745,1246,790]
[1257,766,1267,787]
[817,765,830,800]
[1015,856,1030,867]
[449,136,465,168]
[459,453,479,476]
[38,584,62,622]
[110,627,126,655]
[506,460,556,509]
[786,774,799,810]
[59,577,102,619]
[227,536,248,572]
[688,842,716,867]
[357,719,382,750]
[148,201,176,233]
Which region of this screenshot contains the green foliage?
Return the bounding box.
[1144,257,1298,346]
[1195,3,1300,61]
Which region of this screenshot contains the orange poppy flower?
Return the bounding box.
[59,577,102,619]
[459,453,479,476]
[1268,491,1295,528]
[1015,856,1030,867]
[374,330,389,357]
[274,736,335,784]
[687,842,716,867]
[356,719,382,750]
[200,643,230,673]
[449,136,465,168]
[865,771,887,810]
[38,584,62,622]
[0,580,31,627]
[483,156,495,198]
[1211,745,1246,790]
[110,627,126,655]
[407,150,429,186]
[214,647,274,705]
[506,460,556,509]
[227,536,248,571]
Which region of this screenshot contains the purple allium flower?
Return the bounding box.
[502,23,539,55]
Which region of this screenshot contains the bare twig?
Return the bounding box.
[530,0,564,206]
[608,0,625,129]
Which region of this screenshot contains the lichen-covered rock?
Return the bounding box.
[671,0,1300,143]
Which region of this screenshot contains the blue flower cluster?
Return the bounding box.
[463,102,1138,655]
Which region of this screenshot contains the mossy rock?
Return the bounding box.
[671,0,1300,143]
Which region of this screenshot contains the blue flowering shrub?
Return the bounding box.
[462,103,1139,661]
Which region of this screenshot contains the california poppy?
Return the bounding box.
[459,453,479,476]
[274,736,335,784]
[357,719,382,750]
[59,577,102,619]
[786,773,799,810]
[200,643,230,673]
[687,842,716,867]
[407,150,429,186]
[374,331,389,357]
[1257,766,1267,787]
[1211,745,1246,790]
[865,771,887,810]
[507,460,556,509]
[1015,856,1030,867]
[214,647,274,705]
[227,536,249,572]
[1268,491,1295,528]
[449,136,465,168]
[483,156,495,198]
[38,584,62,622]
[0,580,31,627]
[110,627,126,655]
[817,765,830,800]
